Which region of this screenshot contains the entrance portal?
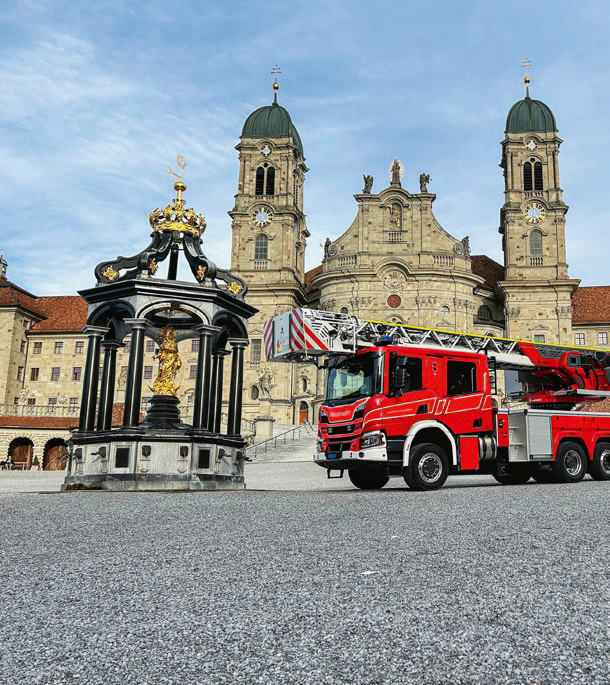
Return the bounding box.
[43,438,68,470]
[298,401,308,425]
[8,438,34,469]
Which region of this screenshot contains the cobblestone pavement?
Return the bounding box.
[0,471,607,685]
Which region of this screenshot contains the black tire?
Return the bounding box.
[590,442,610,481]
[552,441,587,483]
[531,467,557,483]
[493,470,531,485]
[348,468,389,490]
[403,443,449,491]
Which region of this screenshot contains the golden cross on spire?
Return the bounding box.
[521,57,532,82]
[271,65,281,101]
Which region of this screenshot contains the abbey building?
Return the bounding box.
[2,75,610,468]
[233,77,610,424]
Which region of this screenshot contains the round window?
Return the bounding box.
[440,305,450,317]
[340,306,349,314]
[250,386,260,400]
[387,295,401,309]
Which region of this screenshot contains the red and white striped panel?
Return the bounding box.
[303,321,328,351]
[290,308,305,351]
[263,319,274,360]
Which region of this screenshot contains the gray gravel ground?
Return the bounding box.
[0,474,607,685]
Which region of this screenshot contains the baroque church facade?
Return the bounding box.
[234,77,609,425]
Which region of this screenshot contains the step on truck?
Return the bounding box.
[264,308,610,490]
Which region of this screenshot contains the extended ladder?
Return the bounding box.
[264,308,540,370]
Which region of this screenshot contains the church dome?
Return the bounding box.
[506,94,557,133]
[241,100,303,155]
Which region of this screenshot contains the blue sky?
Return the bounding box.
[1,0,609,295]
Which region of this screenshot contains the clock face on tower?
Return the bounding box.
[252,207,273,227]
[523,202,546,224]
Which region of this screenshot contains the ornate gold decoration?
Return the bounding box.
[102,266,119,281]
[197,265,207,279]
[151,327,182,396]
[228,281,243,296]
[149,259,158,275]
[149,157,206,238]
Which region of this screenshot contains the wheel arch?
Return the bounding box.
[556,436,589,460]
[403,421,457,467]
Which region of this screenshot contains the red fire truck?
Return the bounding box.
[264,308,610,490]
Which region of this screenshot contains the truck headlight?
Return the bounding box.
[316,439,324,452]
[359,432,385,449]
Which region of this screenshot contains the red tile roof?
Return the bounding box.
[304,265,322,295]
[572,286,610,324]
[0,415,77,429]
[0,277,45,317]
[471,255,504,290]
[30,296,88,333]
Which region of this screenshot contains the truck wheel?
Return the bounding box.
[531,467,556,483]
[493,470,531,485]
[590,442,610,481]
[552,441,587,483]
[348,469,389,490]
[403,443,449,491]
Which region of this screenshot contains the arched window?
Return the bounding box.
[254,234,269,260]
[523,162,532,191]
[255,163,275,196]
[530,229,543,256]
[477,305,492,320]
[265,166,275,195]
[301,377,308,393]
[534,162,543,190]
[255,167,264,195]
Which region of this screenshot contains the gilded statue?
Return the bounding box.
[152,327,182,396]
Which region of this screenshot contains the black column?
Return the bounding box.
[192,325,219,431]
[78,326,107,433]
[209,349,230,434]
[122,319,148,429]
[227,338,248,436]
[97,341,120,432]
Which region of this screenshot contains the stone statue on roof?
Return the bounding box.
[362,175,373,194]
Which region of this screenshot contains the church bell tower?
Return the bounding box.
[230,74,311,424]
[497,67,579,344]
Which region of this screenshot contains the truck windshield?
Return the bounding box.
[325,352,382,404]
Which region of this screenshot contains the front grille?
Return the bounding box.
[328,441,353,453]
[327,424,356,435]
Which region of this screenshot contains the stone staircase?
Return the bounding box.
[247,425,316,463]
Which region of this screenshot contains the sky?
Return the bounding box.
[0,0,609,296]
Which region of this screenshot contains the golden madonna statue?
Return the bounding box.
[151,327,182,396]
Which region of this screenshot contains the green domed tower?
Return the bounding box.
[497,72,579,344]
[229,75,312,425]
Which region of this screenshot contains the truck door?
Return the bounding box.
[382,353,435,438]
[444,358,489,434]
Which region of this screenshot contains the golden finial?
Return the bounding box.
[168,154,187,182]
[521,58,532,96]
[271,65,281,102]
